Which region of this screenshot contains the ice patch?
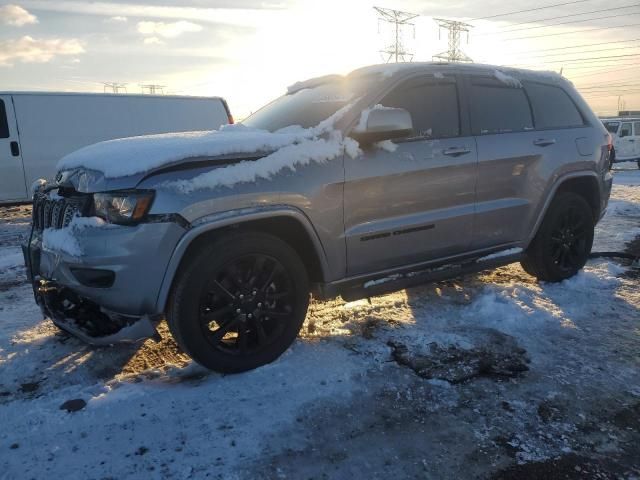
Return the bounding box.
[0,248,23,271]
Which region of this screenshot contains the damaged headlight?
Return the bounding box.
[93,190,155,224]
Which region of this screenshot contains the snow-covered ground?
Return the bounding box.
[0,168,639,479]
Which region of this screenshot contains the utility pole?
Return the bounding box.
[433,18,473,63]
[102,82,128,94]
[140,84,166,95]
[374,7,419,63]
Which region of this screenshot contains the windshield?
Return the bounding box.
[603,121,620,134]
[242,76,378,132]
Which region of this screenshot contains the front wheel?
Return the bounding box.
[520,192,594,282]
[168,232,310,373]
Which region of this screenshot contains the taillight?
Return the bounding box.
[607,133,613,151]
[228,114,235,125]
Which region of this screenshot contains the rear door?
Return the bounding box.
[617,121,634,158]
[469,76,588,248]
[0,95,27,202]
[343,74,477,275]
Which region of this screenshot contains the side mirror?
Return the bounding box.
[351,107,413,144]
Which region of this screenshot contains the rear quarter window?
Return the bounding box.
[0,100,9,138]
[524,82,584,129]
[470,81,533,135]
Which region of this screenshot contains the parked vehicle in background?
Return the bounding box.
[0,92,233,203]
[601,117,640,168]
[24,62,612,373]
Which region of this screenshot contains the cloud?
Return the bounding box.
[108,15,128,22]
[143,36,164,45]
[137,20,203,39]
[0,4,38,26]
[0,36,84,67]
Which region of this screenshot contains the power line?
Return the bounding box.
[508,37,640,55]
[522,43,640,59]
[500,21,640,41]
[470,0,593,21]
[567,63,640,79]
[102,82,127,94]
[513,52,640,66]
[374,7,419,63]
[475,4,638,34]
[432,18,473,62]
[477,11,640,36]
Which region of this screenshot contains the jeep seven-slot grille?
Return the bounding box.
[32,192,89,232]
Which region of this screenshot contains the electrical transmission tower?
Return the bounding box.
[102,82,128,94]
[140,84,166,95]
[433,18,473,63]
[374,7,419,63]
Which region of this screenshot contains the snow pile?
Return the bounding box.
[494,70,522,88]
[58,101,359,182]
[163,105,363,193]
[42,216,107,257]
[0,247,23,271]
[477,247,523,262]
[167,132,361,194]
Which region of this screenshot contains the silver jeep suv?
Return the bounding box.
[24,63,613,372]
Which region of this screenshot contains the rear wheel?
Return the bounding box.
[168,232,310,373]
[520,192,594,282]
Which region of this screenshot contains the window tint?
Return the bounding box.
[379,77,459,138]
[634,121,640,135]
[0,100,9,139]
[524,82,584,129]
[620,122,632,137]
[470,82,533,135]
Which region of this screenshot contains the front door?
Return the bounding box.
[343,75,477,276]
[0,96,27,201]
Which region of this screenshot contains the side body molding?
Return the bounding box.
[154,205,331,312]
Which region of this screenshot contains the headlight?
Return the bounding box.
[93,190,155,224]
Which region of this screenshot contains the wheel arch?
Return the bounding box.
[526,172,601,248]
[155,206,330,312]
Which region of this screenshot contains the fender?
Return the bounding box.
[524,170,602,248]
[154,204,331,312]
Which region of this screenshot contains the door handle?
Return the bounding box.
[10,141,19,157]
[442,147,471,157]
[533,138,556,147]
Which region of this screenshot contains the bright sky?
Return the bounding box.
[0,0,638,119]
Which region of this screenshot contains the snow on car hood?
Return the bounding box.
[56,104,359,184]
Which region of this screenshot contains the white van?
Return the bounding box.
[0,92,233,203]
[601,117,640,168]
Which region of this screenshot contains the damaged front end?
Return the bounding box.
[21,180,174,346]
[33,278,158,345]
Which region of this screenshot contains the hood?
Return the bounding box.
[55,124,319,191]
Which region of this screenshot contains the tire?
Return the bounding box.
[167,231,310,373]
[520,192,594,282]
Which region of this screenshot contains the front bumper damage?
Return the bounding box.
[23,244,158,345]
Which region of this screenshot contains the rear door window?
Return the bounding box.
[0,100,9,139]
[524,82,584,129]
[379,76,460,139]
[620,122,632,137]
[469,79,533,135]
[634,121,640,136]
